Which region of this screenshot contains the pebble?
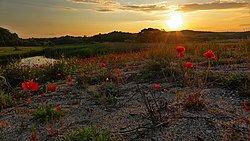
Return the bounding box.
[206,129,212,134]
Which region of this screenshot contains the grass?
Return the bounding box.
[0,43,151,67]
[220,73,250,96]
[33,106,64,124]
[2,61,71,88]
[61,126,113,141]
[0,46,43,56]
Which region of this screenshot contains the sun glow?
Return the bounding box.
[167,13,183,30]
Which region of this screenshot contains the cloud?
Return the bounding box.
[67,0,172,12]
[121,4,170,12]
[67,0,120,12]
[179,2,249,12]
[117,1,175,13]
[113,1,249,13]
[95,7,114,12]
[67,0,250,13]
[239,24,250,26]
[67,0,99,4]
[62,7,78,11]
[67,0,119,5]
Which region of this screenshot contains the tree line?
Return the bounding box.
[1,27,250,47]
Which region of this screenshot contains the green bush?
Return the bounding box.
[222,73,250,96]
[33,106,64,124]
[2,61,70,88]
[207,72,250,96]
[87,83,117,105]
[61,126,113,141]
[98,82,118,104]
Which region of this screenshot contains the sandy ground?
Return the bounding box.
[18,56,59,67]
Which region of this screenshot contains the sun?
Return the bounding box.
[166,13,183,30]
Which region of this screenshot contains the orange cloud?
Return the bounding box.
[180,2,249,12]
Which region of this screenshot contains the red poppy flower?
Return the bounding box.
[114,56,118,61]
[229,57,233,61]
[176,46,186,53]
[40,93,45,97]
[243,102,249,111]
[79,74,83,79]
[48,84,56,92]
[154,84,160,89]
[178,53,184,58]
[22,81,39,91]
[185,62,194,69]
[67,77,72,82]
[102,63,106,67]
[203,50,216,59]
[116,70,121,75]
[56,105,61,111]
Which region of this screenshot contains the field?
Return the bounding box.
[0,40,250,140]
[0,43,158,66]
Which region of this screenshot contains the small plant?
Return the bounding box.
[61,126,113,141]
[75,74,89,88]
[136,71,154,81]
[139,84,164,125]
[148,61,161,72]
[222,73,250,96]
[99,82,118,105]
[174,47,216,109]
[33,106,63,124]
[0,90,14,110]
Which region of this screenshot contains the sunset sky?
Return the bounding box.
[0,0,250,38]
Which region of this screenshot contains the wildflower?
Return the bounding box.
[67,77,72,83]
[79,74,83,79]
[116,70,121,76]
[229,57,233,61]
[163,89,168,93]
[185,62,194,69]
[154,84,160,89]
[56,105,61,111]
[176,46,186,53]
[178,53,184,58]
[48,84,56,92]
[102,63,106,67]
[203,50,216,59]
[40,93,45,97]
[243,102,249,111]
[57,74,61,77]
[114,56,118,61]
[22,81,39,91]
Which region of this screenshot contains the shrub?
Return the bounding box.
[2,61,70,88]
[93,83,118,105]
[33,106,64,124]
[206,72,250,96]
[222,73,250,96]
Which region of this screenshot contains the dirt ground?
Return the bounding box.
[0,62,249,141]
